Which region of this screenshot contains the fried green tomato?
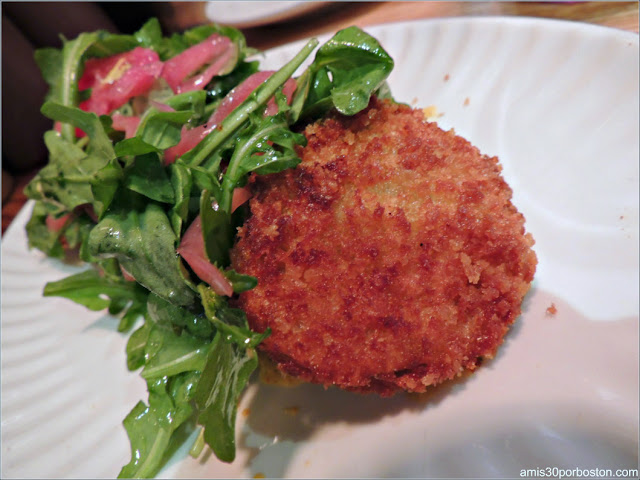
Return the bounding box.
[230,98,537,396]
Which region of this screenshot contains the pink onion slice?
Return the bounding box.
[231,187,252,212]
[164,71,297,164]
[176,46,237,94]
[45,212,74,233]
[210,71,273,124]
[164,122,214,165]
[80,48,163,116]
[119,265,137,282]
[161,34,234,94]
[111,114,141,138]
[177,215,234,297]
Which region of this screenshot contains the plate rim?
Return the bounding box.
[1,15,638,479]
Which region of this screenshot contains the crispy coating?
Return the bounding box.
[231,98,537,396]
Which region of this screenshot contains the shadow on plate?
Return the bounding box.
[377,402,639,478]
[238,375,467,478]
[236,287,537,477]
[236,287,639,477]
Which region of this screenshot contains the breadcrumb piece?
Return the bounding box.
[464,97,470,106]
[546,303,558,316]
[422,105,438,119]
[444,74,450,81]
[283,406,299,416]
[422,105,440,121]
[258,351,302,387]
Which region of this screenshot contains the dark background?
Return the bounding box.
[2,2,169,179]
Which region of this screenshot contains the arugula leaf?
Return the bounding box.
[33,47,63,103]
[224,269,258,294]
[374,80,394,101]
[119,372,198,479]
[90,162,122,219]
[133,18,164,50]
[115,137,162,157]
[205,60,259,104]
[34,32,99,141]
[114,109,194,159]
[185,165,217,194]
[84,19,168,59]
[26,104,121,218]
[137,109,193,151]
[62,213,95,252]
[118,299,147,333]
[43,262,147,334]
[25,203,94,261]
[199,189,233,267]
[168,163,193,236]
[24,130,120,218]
[194,332,257,463]
[185,285,268,463]
[43,268,148,312]
[218,112,305,213]
[291,26,394,122]
[141,326,210,380]
[25,201,66,258]
[199,285,269,349]
[147,293,214,339]
[88,201,196,306]
[124,154,175,204]
[163,90,208,115]
[127,320,153,371]
[85,32,138,58]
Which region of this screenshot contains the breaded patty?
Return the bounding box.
[231,97,537,396]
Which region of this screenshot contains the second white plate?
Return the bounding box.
[204,1,327,28]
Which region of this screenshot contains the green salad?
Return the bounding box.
[24,18,393,478]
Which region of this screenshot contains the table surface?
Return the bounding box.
[2,1,638,234]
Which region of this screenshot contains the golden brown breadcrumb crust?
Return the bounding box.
[231,98,537,396]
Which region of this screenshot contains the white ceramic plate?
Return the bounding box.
[2,17,638,479]
[204,1,327,28]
